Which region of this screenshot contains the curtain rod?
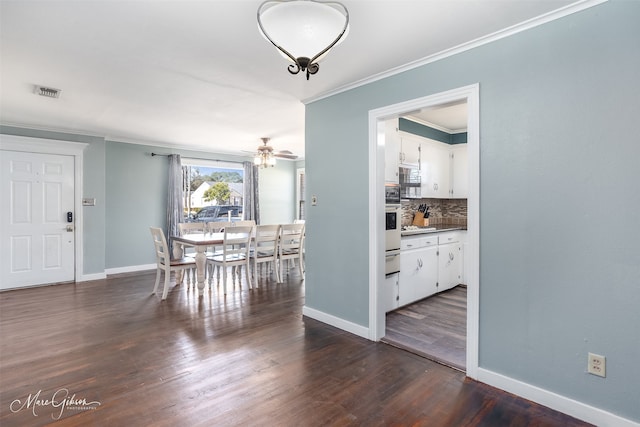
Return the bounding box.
[150,152,245,165]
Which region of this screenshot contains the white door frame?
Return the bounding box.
[0,134,87,284]
[368,84,480,379]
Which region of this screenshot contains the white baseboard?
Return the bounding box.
[478,368,639,427]
[77,272,107,282]
[105,264,155,276]
[302,305,369,339]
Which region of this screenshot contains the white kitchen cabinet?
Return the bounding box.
[384,118,400,183]
[437,232,463,291]
[384,272,400,312]
[399,132,421,166]
[399,235,438,306]
[394,231,466,311]
[450,144,468,198]
[420,139,450,198]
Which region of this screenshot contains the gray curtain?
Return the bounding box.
[166,154,183,250]
[243,161,260,224]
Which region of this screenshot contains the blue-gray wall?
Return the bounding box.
[304,1,639,422]
[259,160,298,225]
[0,127,300,272]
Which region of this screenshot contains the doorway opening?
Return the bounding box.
[368,84,479,379]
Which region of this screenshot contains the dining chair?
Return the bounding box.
[206,221,230,283]
[207,221,230,233]
[206,225,254,294]
[149,227,196,300]
[250,224,281,284]
[277,223,305,283]
[231,220,256,227]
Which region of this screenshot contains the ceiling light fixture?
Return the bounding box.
[254,138,277,168]
[257,0,349,80]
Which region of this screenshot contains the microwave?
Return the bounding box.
[399,166,421,199]
[385,183,401,205]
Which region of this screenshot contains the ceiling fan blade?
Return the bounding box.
[274,150,298,159]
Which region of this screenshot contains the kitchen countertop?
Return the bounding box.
[401,225,466,237]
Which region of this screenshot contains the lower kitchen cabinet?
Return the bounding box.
[399,235,438,306]
[437,232,463,292]
[437,244,462,291]
[390,231,465,311]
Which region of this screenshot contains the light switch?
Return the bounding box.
[82,198,96,206]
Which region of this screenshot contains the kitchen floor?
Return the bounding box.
[383,285,466,371]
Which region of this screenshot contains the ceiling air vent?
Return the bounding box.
[35,85,62,99]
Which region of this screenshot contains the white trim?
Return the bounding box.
[105,264,156,276]
[77,272,107,282]
[367,84,480,380]
[302,306,369,339]
[478,368,640,427]
[304,0,606,105]
[0,134,87,285]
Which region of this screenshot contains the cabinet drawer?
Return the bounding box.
[401,235,437,250]
[438,232,459,245]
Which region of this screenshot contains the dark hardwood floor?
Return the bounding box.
[384,286,466,371]
[0,270,591,426]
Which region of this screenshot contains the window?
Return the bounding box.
[181,159,244,218]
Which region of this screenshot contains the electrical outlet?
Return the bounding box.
[311,195,318,206]
[587,352,606,377]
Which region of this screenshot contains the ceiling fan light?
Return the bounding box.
[255,137,277,168]
[257,0,349,79]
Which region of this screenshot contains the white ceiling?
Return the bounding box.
[0,0,577,159]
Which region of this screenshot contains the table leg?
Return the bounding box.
[172,241,184,283]
[194,246,207,296]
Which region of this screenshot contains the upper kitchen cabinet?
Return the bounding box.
[399,132,421,166]
[450,144,468,199]
[384,118,400,183]
[421,139,451,198]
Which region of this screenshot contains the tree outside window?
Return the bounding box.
[204,182,231,205]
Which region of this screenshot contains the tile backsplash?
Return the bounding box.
[401,198,467,227]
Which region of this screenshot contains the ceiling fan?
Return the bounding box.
[247,138,299,167]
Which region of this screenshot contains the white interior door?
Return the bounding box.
[0,150,75,289]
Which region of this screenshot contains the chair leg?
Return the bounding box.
[245,261,252,290]
[274,260,281,283]
[153,268,161,294]
[222,265,228,295]
[298,255,304,277]
[161,267,170,300]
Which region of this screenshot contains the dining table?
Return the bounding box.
[172,232,225,296]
